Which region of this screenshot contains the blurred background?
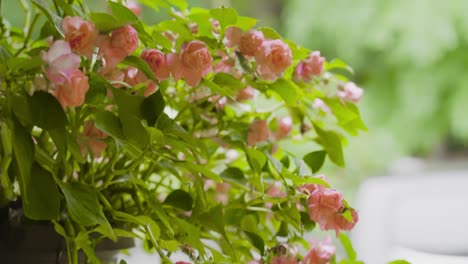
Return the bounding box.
[4,0,468,262]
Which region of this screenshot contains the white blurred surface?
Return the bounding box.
[352,167,468,264]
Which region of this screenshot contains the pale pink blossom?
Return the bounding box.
[247,119,270,146]
[141,49,170,81]
[239,30,264,57]
[124,67,157,97]
[41,40,81,84]
[255,40,292,80]
[167,40,213,86]
[61,16,98,57]
[275,116,293,140]
[126,0,142,16]
[236,86,256,101]
[267,181,287,198]
[293,51,325,82]
[312,99,331,113]
[302,237,336,264]
[54,69,89,107]
[337,82,363,103]
[80,121,108,157]
[224,26,243,48]
[211,19,220,35]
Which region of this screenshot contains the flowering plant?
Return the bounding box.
[0,0,366,263]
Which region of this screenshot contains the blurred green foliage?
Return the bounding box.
[283,0,468,169]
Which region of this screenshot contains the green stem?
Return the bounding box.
[13,13,40,57]
[0,121,13,200]
[64,219,78,264]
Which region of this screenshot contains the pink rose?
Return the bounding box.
[271,255,298,264]
[293,51,325,82]
[302,237,336,264]
[240,30,264,57]
[80,121,108,157]
[124,67,157,97]
[255,40,292,80]
[41,40,81,84]
[305,182,359,236]
[99,25,138,69]
[275,116,293,140]
[167,40,213,86]
[267,181,287,198]
[337,82,363,103]
[62,16,98,57]
[141,49,170,81]
[224,26,243,48]
[236,86,256,101]
[247,119,270,146]
[312,98,331,113]
[54,69,89,108]
[111,25,138,55]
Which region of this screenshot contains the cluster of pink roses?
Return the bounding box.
[300,177,358,236]
[225,27,292,81]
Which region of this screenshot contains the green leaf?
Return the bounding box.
[212,72,244,92]
[313,124,345,167]
[157,20,192,40]
[6,57,43,72]
[300,212,316,231]
[108,1,139,25]
[325,58,354,74]
[32,0,62,37]
[13,119,60,220]
[164,189,193,211]
[86,73,109,106]
[210,7,238,29]
[184,162,223,182]
[122,55,158,83]
[188,9,213,37]
[93,110,125,140]
[89,12,124,32]
[120,113,150,148]
[220,167,247,185]
[166,0,188,10]
[152,31,174,50]
[388,260,411,264]
[25,164,60,220]
[141,90,165,126]
[245,148,267,174]
[243,231,265,256]
[60,183,108,226]
[276,221,289,237]
[12,91,69,158]
[339,233,357,261]
[269,79,300,106]
[235,16,257,31]
[258,27,282,39]
[199,204,227,237]
[303,150,326,173]
[114,211,161,241]
[202,79,234,97]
